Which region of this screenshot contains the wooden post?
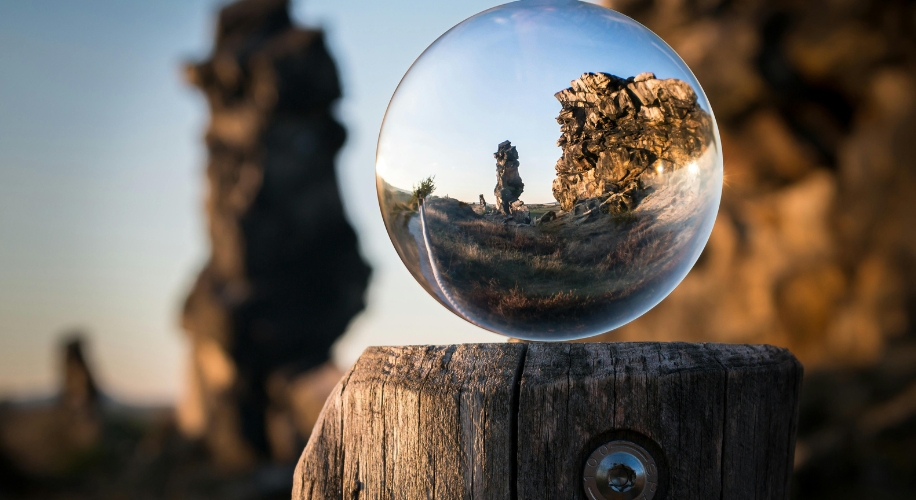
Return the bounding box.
[293,343,802,499]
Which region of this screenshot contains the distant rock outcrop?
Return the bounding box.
[61,336,100,411]
[493,140,525,214]
[552,72,713,212]
[0,335,102,482]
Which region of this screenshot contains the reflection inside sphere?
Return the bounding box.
[377,0,722,341]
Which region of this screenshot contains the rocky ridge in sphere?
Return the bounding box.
[552,72,713,212]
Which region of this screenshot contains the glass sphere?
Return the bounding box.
[377,0,722,341]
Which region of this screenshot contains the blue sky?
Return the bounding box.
[0,0,640,403]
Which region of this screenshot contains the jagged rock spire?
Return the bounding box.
[494,140,524,214]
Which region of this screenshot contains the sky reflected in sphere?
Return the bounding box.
[377,0,722,341]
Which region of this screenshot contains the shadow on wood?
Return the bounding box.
[293,343,802,499]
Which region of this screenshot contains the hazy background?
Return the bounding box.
[0,0,620,404]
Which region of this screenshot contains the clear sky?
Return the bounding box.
[0,0,621,404]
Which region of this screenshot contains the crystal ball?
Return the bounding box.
[376,0,722,341]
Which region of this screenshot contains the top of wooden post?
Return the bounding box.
[294,342,801,500]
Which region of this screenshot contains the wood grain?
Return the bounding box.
[294,343,801,500]
[293,344,527,500]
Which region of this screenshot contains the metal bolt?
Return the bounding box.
[583,440,659,500]
[607,463,636,492]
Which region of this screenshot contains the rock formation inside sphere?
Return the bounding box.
[552,72,713,212]
[378,69,721,339]
[493,140,525,214]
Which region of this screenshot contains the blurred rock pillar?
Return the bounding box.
[180,0,370,469]
[0,334,102,480]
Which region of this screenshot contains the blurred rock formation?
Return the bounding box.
[493,140,525,214]
[0,333,300,500]
[552,72,713,212]
[61,337,100,411]
[599,0,916,497]
[180,0,370,469]
[0,335,101,481]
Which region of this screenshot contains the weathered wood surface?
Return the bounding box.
[293,344,526,499]
[293,343,802,500]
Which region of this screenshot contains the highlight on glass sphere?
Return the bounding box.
[376,0,722,341]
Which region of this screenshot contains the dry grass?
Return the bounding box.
[420,196,692,323]
[379,160,718,333]
[466,282,595,323]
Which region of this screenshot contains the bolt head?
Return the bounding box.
[583,440,659,500]
[607,463,636,492]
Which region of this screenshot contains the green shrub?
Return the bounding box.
[411,176,436,207]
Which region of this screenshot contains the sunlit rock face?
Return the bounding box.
[593,0,916,371]
[552,72,713,212]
